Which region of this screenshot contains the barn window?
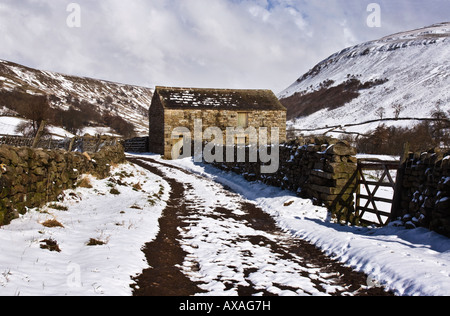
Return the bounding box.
[237,112,249,128]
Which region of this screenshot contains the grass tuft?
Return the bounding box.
[41,219,64,228]
[40,239,61,252]
[87,238,106,246]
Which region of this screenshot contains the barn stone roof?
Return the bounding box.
[154,86,286,111]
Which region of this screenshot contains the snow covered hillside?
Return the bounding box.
[279,22,450,135]
[0,59,152,136]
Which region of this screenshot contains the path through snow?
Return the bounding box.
[130,157,391,296]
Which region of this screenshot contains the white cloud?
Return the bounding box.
[0,0,448,93]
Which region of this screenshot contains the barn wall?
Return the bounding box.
[162,109,286,159]
[148,95,165,155]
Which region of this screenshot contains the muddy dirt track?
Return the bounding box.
[129,157,392,296]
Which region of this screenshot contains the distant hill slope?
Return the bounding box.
[279,22,450,135]
[0,59,152,137]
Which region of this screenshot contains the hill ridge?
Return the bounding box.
[279,22,450,136]
[0,59,152,137]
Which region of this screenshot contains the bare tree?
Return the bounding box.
[15,120,50,138]
[392,103,404,119]
[375,107,386,120]
[20,95,50,135]
[430,105,450,146]
[286,126,297,141]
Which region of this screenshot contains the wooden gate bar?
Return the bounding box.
[357,207,392,218]
[358,194,393,204]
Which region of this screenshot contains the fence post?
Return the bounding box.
[68,137,76,152]
[32,120,47,149]
[94,136,103,153]
[390,142,409,220]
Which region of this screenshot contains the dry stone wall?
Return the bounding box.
[208,137,358,219]
[0,141,125,226]
[395,148,450,237]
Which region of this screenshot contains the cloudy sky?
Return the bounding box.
[0,0,449,93]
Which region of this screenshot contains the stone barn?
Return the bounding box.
[149,86,287,159]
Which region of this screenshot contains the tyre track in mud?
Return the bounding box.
[129,157,392,296]
[130,157,204,296]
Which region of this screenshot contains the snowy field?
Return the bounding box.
[148,154,450,296]
[0,162,170,296]
[0,116,74,138]
[0,116,119,138]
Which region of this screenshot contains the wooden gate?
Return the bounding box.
[355,158,400,227]
[331,158,400,227]
[124,137,149,153]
